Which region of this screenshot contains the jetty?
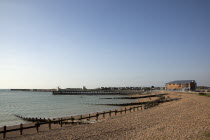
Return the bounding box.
[52,90,122,95]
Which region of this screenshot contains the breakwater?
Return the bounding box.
[100,93,168,99]
[0,91,135,127]
[99,96,181,106]
[1,94,178,139]
[1,105,146,139]
[53,91,121,95]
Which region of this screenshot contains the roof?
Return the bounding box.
[166,80,196,84]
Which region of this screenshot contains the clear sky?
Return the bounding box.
[0,0,210,89]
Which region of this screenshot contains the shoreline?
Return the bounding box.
[2,91,209,140]
[12,92,164,124]
[0,91,143,127]
[0,92,162,139]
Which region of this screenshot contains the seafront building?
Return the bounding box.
[166,80,197,91]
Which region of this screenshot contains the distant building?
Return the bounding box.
[57,86,61,91]
[166,80,197,91]
[100,87,142,90]
[83,86,87,90]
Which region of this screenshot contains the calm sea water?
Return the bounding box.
[0,90,134,127]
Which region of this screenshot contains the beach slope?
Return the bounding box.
[6,92,210,140]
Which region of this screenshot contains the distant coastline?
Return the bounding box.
[10,89,55,92]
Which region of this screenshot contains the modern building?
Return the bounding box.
[166,80,197,91]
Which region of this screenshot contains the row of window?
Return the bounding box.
[168,84,179,85]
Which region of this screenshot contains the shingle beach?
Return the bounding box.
[4,92,210,140]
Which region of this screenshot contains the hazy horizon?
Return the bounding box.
[1,0,210,89]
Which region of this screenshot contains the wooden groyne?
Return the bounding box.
[100,93,168,99]
[14,115,50,123]
[0,94,179,139]
[0,97,169,139]
[98,96,180,106]
[1,105,150,139]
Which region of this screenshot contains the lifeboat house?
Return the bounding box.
[166,80,197,91]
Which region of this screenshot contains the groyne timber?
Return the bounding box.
[100,93,168,99]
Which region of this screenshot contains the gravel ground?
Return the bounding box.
[4,92,210,140]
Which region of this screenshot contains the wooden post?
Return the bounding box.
[36,122,39,132]
[96,112,99,121]
[48,119,51,129]
[137,106,139,111]
[109,110,111,117]
[20,123,23,135]
[115,110,117,116]
[141,105,143,110]
[130,107,132,112]
[71,117,74,124]
[103,111,105,118]
[3,126,6,138]
[60,118,63,127]
[125,107,127,114]
[80,115,82,120]
[88,114,91,121]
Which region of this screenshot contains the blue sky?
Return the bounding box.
[0,0,210,89]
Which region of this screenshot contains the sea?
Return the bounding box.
[0,90,135,127]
